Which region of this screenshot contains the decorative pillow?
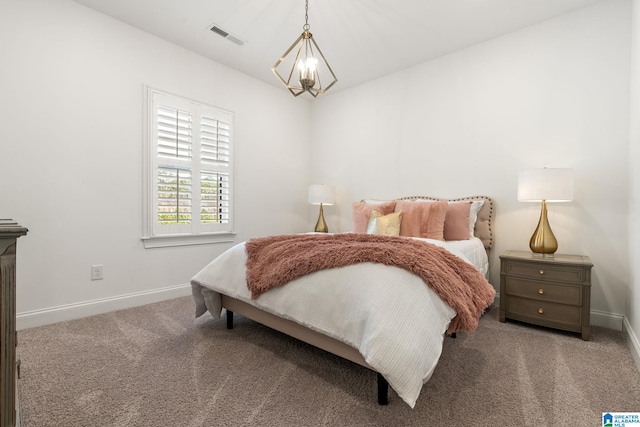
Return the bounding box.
[366,210,402,236]
[394,200,448,240]
[352,201,396,233]
[418,199,486,237]
[443,201,472,240]
[468,200,485,237]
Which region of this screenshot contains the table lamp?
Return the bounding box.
[308,184,335,232]
[518,168,574,257]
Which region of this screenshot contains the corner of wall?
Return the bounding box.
[623,317,640,372]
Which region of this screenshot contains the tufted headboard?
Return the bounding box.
[395,195,495,250]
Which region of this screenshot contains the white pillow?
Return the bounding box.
[362,199,393,205]
[468,200,485,237]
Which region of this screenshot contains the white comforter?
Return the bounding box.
[191,236,487,408]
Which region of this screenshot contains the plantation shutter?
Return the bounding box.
[152,99,193,235]
[148,90,234,238]
[198,110,232,232]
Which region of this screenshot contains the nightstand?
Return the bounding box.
[499,250,592,340]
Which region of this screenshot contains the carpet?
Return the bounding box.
[17,297,640,426]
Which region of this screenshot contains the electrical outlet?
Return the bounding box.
[91,264,103,280]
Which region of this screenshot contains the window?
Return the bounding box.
[142,87,234,248]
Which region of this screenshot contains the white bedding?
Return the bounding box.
[191,235,489,408]
[441,237,489,277]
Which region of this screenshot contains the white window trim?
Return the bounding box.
[141,233,236,249]
[141,86,235,248]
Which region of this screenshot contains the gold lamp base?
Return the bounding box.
[529,200,558,257]
[314,203,328,233]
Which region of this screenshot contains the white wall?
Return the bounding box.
[311,0,631,328]
[628,0,640,367]
[0,0,311,327]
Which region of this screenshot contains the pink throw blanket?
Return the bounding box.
[245,233,495,333]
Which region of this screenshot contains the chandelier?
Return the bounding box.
[271,0,337,97]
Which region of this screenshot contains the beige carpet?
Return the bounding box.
[17,296,640,427]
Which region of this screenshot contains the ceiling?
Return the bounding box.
[73,0,603,96]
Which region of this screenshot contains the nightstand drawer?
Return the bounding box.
[506,296,581,326]
[504,261,585,283]
[504,278,581,305]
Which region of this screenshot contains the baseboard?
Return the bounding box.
[623,318,640,372]
[590,309,624,330]
[16,283,192,330]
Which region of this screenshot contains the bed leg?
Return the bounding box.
[226,310,234,329]
[377,372,389,405]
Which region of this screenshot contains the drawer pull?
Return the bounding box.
[539,269,545,275]
[538,308,544,314]
[538,288,544,295]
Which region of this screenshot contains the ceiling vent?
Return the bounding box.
[209,24,244,46]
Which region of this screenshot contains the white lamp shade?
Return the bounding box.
[308,184,335,205]
[518,168,574,202]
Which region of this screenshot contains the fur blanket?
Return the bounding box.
[245,233,495,333]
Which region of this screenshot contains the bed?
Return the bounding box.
[191,196,495,408]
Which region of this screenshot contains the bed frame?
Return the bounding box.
[224,196,494,405]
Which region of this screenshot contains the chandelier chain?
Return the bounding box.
[303,0,310,31]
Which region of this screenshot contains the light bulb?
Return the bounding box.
[298,57,318,89]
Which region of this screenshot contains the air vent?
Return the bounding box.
[209,25,244,46]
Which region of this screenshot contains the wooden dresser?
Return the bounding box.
[1,221,28,427]
[499,250,592,340]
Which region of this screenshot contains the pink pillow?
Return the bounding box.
[444,202,472,240]
[352,201,396,233]
[394,200,447,240]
